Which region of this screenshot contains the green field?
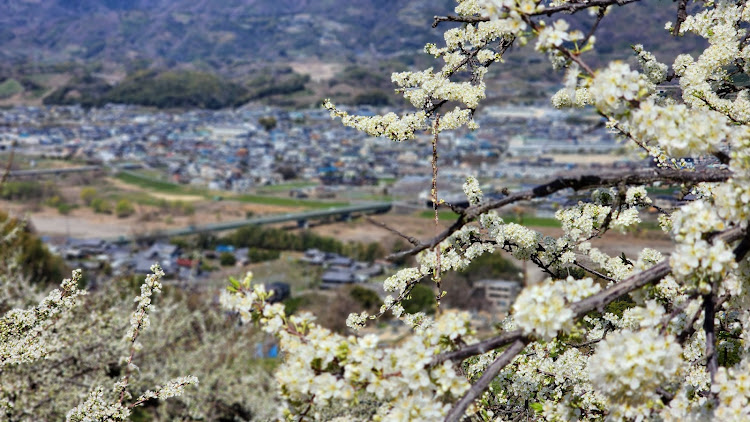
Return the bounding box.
[115,171,349,209]
[234,194,348,209]
[418,210,462,221]
[115,171,195,194]
[0,79,23,99]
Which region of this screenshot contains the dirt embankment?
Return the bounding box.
[1,197,303,240]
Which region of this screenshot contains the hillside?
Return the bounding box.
[0,0,454,68]
[1,1,705,68]
[0,0,707,108]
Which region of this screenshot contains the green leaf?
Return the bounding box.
[227,276,241,292]
[530,402,544,413]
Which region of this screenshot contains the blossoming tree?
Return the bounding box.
[223,0,750,420]
[0,212,199,420]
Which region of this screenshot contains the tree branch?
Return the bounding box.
[432,329,524,366]
[532,0,642,16]
[571,260,672,314]
[366,217,422,246]
[388,167,732,260]
[582,6,607,47]
[433,15,487,28]
[433,224,748,421]
[575,260,618,284]
[732,229,750,260]
[432,260,674,367]
[703,291,718,382]
[444,338,530,422]
[672,0,688,36]
[433,0,642,28]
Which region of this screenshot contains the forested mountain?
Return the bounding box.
[0,0,707,108]
[1,0,701,70]
[0,0,455,67]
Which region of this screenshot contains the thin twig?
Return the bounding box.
[656,387,675,403]
[432,116,443,309]
[582,7,607,47]
[366,217,422,246]
[566,328,610,348]
[660,293,699,335]
[574,260,618,284]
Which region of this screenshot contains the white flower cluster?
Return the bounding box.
[462,176,483,206]
[588,62,651,116]
[346,311,369,330]
[383,267,424,296]
[634,247,664,271]
[633,44,668,84]
[555,202,610,241]
[477,339,606,421]
[0,269,86,367]
[589,328,682,419]
[133,376,199,403]
[625,185,652,206]
[494,222,540,259]
[671,200,726,243]
[711,361,750,421]
[630,100,731,157]
[66,387,130,422]
[619,300,666,329]
[224,282,475,421]
[715,170,750,229]
[671,239,737,291]
[392,69,486,110]
[328,0,551,143]
[64,265,198,420]
[585,244,634,282]
[513,277,600,339]
[479,199,640,282]
[551,86,592,108]
[478,0,543,19]
[535,19,582,52]
[675,1,749,121]
[667,199,738,290]
[555,188,646,244]
[124,264,164,343]
[418,230,495,275]
[439,107,475,132]
[379,225,494,319]
[323,100,428,142]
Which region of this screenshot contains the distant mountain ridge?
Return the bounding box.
[1,1,706,71]
[0,1,710,108]
[0,0,455,69]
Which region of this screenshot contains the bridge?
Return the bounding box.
[108,202,392,244]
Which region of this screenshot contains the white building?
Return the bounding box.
[474,279,522,315]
